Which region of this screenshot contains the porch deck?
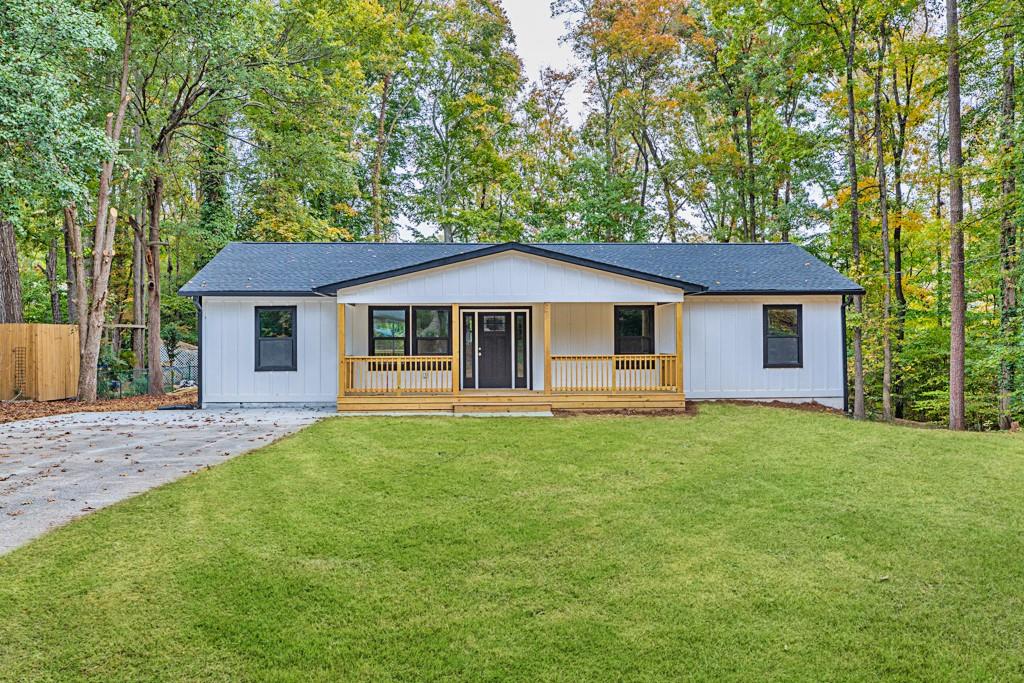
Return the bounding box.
[336,389,686,413]
[336,302,686,413]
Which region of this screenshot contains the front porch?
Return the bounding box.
[336,302,685,413]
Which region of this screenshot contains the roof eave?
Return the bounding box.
[690,287,865,296]
[176,288,323,297]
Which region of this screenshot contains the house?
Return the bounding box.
[179,241,863,413]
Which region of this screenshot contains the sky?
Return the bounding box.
[500,0,587,124]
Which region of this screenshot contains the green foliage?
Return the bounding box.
[5,0,1024,426]
[0,0,111,215]
[160,293,197,345]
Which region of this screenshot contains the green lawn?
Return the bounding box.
[2,405,1023,681]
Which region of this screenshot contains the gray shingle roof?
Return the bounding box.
[178,241,863,297]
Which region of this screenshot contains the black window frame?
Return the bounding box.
[411,306,453,356]
[254,305,297,372]
[614,305,656,369]
[368,306,409,357]
[763,304,803,368]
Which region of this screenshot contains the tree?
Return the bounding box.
[998,11,1018,429]
[412,0,522,242]
[362,0,434,242]
[872,18,893,421]
[0,0,111,323]
[71,0,136,402]
[814,0,867,419]
[513,69,580,238]
[946,0,965,430]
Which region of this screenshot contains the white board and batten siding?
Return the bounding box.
[683,295,845,409]
[335,251,684,304]
[201,296,337,406]
[539,298,845,408]
[198,274,846,409]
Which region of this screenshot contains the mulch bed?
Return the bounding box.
[0,388,198,425]
[706,399,844,414]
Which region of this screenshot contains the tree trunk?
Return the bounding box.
[132,208,146,378]
[0,213,24,323]
[79,205,120,403]
[46,238,62,323]
[890,57,911,419]
[78,7,133,402]
[146,175,164,395]
[744,91,757,241]
[643,129,677,242]
[934,108,945,328]
[947,0,966,430]
[371,72,393,242]
[999,28,1017,429]
[892,144,907,417]
[845,20,865,420]
[782,178,792,242]
[730,107,748,241]
[65,203,88,345]
[63,206,79,324]
[873,31,893,421]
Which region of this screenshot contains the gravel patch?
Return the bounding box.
[0,408,328,554]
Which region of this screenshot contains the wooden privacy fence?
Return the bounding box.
[0,324,80,401]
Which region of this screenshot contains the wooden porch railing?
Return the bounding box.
[343,354,677,395]
[344,356,454,394]
[550,354,679,392]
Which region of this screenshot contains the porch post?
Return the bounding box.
[675,301,684,397]
[543,302,552,394]
[452,304,460,394]
[337,302,346,398]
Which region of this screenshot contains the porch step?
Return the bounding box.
[453,402,552,414]
[337,392,684,413]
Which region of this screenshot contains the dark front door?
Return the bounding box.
[478,312,512,388]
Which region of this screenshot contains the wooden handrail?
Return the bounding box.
[549,354,678,393]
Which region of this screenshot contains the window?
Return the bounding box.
[255,306,297,371]
[763,305,803,368]
[369,307,408,356]
[514,311,528,388]
[368,306,454,356]
[413,307,451,355]
[614,306,655,354]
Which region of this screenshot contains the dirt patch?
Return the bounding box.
[0,388,197,425]
[554,400,845,419]
[554,404,699,417]
[890,417,946,430]
[704,399,844,414]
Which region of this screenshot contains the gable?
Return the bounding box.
[335,251,687,304]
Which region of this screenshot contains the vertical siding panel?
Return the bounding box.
[338,253,685,304]
[679,296,842,404]
[202,296,336,404]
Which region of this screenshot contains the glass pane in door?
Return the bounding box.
[463,312,474,387]
[483,314,506,332]
[515,312,527,388]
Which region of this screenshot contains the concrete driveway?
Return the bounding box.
[0,408,328,555]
